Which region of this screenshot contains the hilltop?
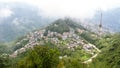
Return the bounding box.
[2,18,120,68]
[0,18,109,68]
[10,18,99,61]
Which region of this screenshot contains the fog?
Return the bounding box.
[0,0,120,19]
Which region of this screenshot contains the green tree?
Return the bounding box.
[0,56,10,68]
[89,33,120,68]
[17,46,60,68]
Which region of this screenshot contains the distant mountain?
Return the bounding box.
[3,2,120,42]
[0,2,53,42]
[88,8,120,32]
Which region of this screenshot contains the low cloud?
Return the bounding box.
[0,0,120,19]
[0,8,13,18]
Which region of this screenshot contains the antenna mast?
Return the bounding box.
[99,12,102,37]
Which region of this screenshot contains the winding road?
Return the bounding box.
[83,44,101,64]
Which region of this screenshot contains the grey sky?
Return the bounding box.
[0,0,120,19]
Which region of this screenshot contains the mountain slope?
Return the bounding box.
[10,18,99,63]
[0,2,53,42]
[45,18,86,34]
[0,18,105,68]
[91,33,120,68]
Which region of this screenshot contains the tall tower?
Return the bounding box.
[99,12,102,37]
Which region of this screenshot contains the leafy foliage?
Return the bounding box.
[45,19,70,34]
[89,33,120,68]
[16,46,60,68]
[80,31,98,44]
[11,36,29,52]
[45,18,85,35]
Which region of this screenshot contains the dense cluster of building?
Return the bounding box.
[10,28,98,57]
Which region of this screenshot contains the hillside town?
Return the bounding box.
[10,27,99,58]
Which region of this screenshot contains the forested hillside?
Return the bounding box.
[90,33,120,68]
[0,18,120,68]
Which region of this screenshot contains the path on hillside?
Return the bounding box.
[83,44,101,64]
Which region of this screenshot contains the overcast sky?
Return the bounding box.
[0,0,120,19]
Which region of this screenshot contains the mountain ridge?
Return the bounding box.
[10,18,99,61]
[0,2,53,42]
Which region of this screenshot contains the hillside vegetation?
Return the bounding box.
[0,18,120,68]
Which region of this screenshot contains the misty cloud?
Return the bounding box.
[0,0,120,19]
[0,8,13,18]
